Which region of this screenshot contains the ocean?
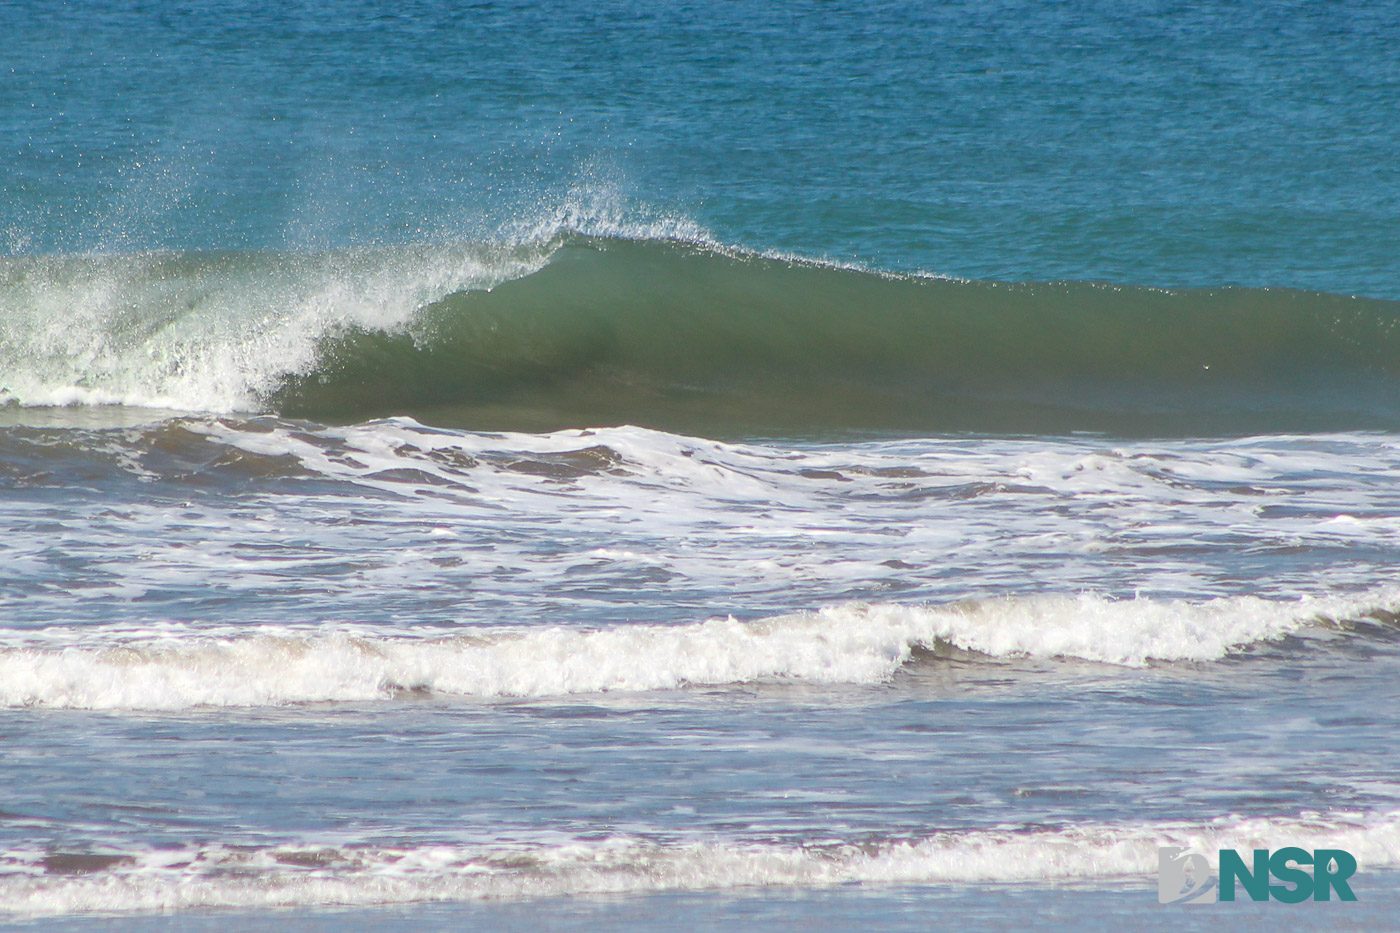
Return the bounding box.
[3,1,1400,929]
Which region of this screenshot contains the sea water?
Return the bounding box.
[3,2,1400,929]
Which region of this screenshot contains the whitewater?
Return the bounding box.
[7,404,1400,927]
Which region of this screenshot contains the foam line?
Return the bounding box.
[4,810,1399,915]
[2,591,1392,710]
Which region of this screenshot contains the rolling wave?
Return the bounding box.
[4,236,1398,436]
[4,591,1395,710]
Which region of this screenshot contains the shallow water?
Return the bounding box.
[4,416,1400,922]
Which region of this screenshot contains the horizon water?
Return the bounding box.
[4,2,1400,929]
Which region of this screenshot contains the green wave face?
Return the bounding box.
[273,238,1400,436]
[3,237,1397,437]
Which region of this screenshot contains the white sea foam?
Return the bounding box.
[0,243,534,413]
[1,590,1391,710]
[4,810,1399,915]
[0,191,714,414]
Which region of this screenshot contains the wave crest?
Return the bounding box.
[4,591,1394,710]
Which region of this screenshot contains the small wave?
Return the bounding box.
[4,810,1399,915]
[3,591,1394,710]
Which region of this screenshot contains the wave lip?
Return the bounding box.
[4,590,1394,711]
[4,810,1399,915]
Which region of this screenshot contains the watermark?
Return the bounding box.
[1159,846,1216,904]
[1159,847,1357,904]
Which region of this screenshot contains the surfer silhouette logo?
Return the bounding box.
[1159,846,1218,904]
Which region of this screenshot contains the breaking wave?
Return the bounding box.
[3,236,1398,436]
[4,591,1396,710]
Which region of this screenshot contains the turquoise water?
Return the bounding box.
[4,2,1400,929]
[8,1,1400,296]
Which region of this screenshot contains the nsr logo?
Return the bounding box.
[1159,847,1358,905]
